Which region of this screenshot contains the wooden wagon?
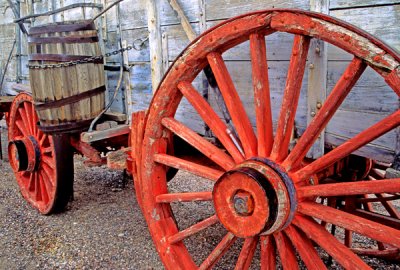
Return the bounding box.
[0,0,399,268]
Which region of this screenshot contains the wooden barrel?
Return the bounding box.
[28,20,105,134]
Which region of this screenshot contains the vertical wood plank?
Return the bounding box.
[307,0,329,159]
[147,0,163,93]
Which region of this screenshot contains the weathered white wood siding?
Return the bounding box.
[0,0,398,162]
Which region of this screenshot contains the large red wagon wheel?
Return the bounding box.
[137,9,400,269]
[8,93,74,214]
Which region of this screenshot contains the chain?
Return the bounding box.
[27,37,149,69]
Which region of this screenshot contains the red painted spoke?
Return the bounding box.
[168,215,219,244]
[234,236,258,270]
[162,117,235,170]
[15,119,29,137]
[298,178,400,199]
[199,232,236,270]
[298,201,400,248]
[207,52,257,158]
[23,102,34,135]
[39,133,48,147]
[42,163,55,186]
[274,231,299,270]
[39,175,49,204]
[350,209,400,230]
[28,172,35,191]
[260,236,276,270]
[40,170,54,190]
[283,58,367,171]
[295,110,400,182]
[384,68,400,97]
[249,33,273,157]
[178,81,244,163]
[293,215,371,270]
[271,35,311,162]
[154,154,224,181]
[374,193,400,219]
[284,225,327,270]
[18,107,31,135]
[34,173,42,201]
[156,191,212,203]
[42,156,56,170]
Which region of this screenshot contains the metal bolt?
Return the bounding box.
[309,63,314,69]
[316,102,322,109]
[309,177,315,185]
[315,47,321,54]
[310,111,316,117]
[233,191,254,216]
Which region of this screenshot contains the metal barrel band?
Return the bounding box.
[28,20,95,36]
[34,85,106,111]
[29,54,104,63]
[28,35,99,44]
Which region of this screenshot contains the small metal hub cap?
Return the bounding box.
[8,136,41,172]
[213,158,297,238]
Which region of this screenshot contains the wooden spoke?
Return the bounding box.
[374,193,400,219]
[154,154,224,181]
[156,191,213,203]
[39,176,49,203]
[207,52,257,158]
[235,236,258,270]
[295,110,400,182]
[298,201,400,248]
[28,172,35,191]
[168,215,219,244]
[349,209,400,230]
[23,102,34,134]
[162,117,235,170]
[199,232,236,270]
[293,215,371,270]
[260,236,276,270]
[270,35,311,162]
[18,107,31,135]
[284,225,327,270]
[42,156,56,170]
[283,58,367,171]
[249,33,273,157]
[178,81,244,163]
[39,133,48,147]
[34,173,42,201]
[274,231,299,270]
[15,119,29,137]
[298,178,400,199]
[40,170,54,191]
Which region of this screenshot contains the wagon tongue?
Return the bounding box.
[212,158,296,238]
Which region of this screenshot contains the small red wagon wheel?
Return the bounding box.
[8,93,74,214]
[137,9,400,269]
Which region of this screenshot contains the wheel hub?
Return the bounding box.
[213,158,296,238]
[8,136,41,172]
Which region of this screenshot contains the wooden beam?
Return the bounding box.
[80,124,130,143]
[168,0,197,41]
[306,0,329,159]
[147,0,163,93]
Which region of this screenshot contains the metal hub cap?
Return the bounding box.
[213,158,296,238]
[8,136,41,172]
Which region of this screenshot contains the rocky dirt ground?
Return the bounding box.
[0,124,399,269]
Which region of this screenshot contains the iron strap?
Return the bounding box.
[34,85,106,110]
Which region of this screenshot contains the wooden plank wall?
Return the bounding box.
[0,0,398,162]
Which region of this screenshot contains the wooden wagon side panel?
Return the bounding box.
[326,2,400,162]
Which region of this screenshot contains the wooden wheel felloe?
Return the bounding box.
[8,93,74,214]
[137,9,400,269]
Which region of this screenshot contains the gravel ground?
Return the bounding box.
[1,123,399,269]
